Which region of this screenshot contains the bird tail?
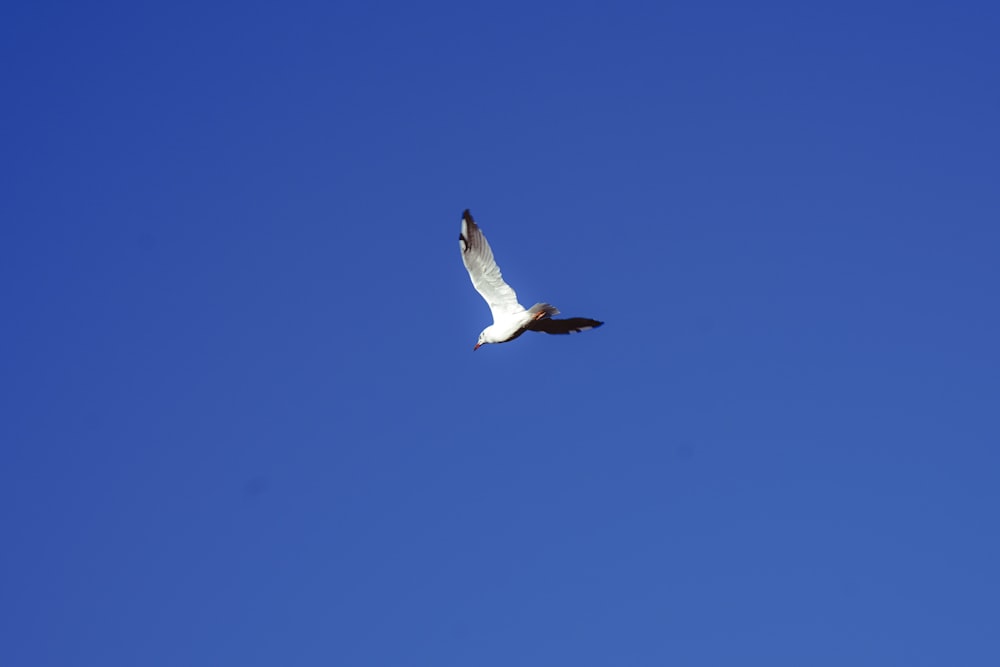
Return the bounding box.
[527,303,560,320]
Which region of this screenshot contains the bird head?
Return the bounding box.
[474,327,500,350]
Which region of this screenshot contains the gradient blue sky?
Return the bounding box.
[3,1,999,665]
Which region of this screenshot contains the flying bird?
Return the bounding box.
[458,209,603,350]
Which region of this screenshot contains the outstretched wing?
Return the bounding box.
[528,317,604,335]
[458,210,524,321]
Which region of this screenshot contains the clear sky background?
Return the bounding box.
[2,1,998,665]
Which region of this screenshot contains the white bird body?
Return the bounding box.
[458,209,603,350]
[478,316,529,345]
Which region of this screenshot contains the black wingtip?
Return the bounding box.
[459,210,473,249]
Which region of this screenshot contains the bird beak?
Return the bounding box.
[473,342,481,351]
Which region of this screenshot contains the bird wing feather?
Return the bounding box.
[528,317,604,335]
[458,210,524,322]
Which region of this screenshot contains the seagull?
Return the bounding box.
[459,209,604,350]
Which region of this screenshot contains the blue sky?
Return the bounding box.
[2,1,998,665]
